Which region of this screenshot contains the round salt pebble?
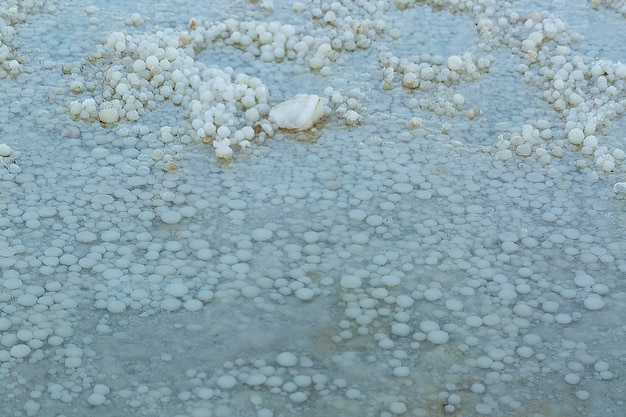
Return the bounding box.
[2,278,21,290]
[447,55,462,70]
[381,275,401,287]
[295,287,315,301]
[76,231,98,243]
[17,294,38,307]
[183,299,203,311]
[391,323,411,337]
[594,361,610,372]
[445,299,463,311]
[471,383,485,393]
[302,231,319,243]
[575,390,590,400]
[389,401,407,414]
[420,320,439,332]
[395,295,414,308]
[427,330,449,344]
[65,357,82,368]
[293,375,312,387]
[10,344,31,358]
[246,374,267,386]
[345,388,361,399]
[106,300,126,314]
[392,183,413,193]
[241,285,260,298]
[289,392,308,403]
[217,375,237,389]
[165,282,188,297]
[0,318,11,331]
[517,346,533,358]
[23,400,40,415]
[160,210,182,224]
[276,352,298,367]
[583,296,605,311]
[555,313,572,324]
[0,143,12,157]
[574,273,595,287]
[340,275,362,289]
[452,93,465,106]
[568,128,584,145]
[542,301,559,313]
[251,228,273,242]
[98,108,119,123]
[465,316,482,327]
[393,366,410,377]
[564,373,580,385]
[196,388,213,399]
[87,393,106,406]
[513,303,533,317]
[348,209,367,221]
[423,288,442,301]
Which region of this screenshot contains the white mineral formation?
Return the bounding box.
[269,94,324,131]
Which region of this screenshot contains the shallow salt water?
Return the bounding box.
[1,0,626,416]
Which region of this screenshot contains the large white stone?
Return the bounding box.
[269,94,324,131]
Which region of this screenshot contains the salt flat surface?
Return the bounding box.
[1,1,626,416]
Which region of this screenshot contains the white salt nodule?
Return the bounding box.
[98,108,119,124]
[0,143,12,157]
[216,375,237,389]
[423,288,442,301]
[165,282,188,297]
[160,210,182,225]
[381,274,401,287]
[427,330,449,344]
[295,287,315,301]
[10,344,31,358]
[245,374,267,386]
[574,272,595,287]
[583,295,605,311]
[87,393,106,406]
[276,351,298,367]
[269,94,324,131]
[106,300,126,314]
[568,128,585,145]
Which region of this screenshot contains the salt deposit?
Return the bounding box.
[269,94,325,131]
[0,0,625,416]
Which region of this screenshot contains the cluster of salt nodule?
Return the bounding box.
[322,87,366,126]
[475,9,626,177]
[380,50,491,94]
[0,143,20,173]
[383,1,626,183]
[0,1,57,78]
[186,353,363,408]
[590,0,626,17]
[66,11,387,159]
[66,26,275,160]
